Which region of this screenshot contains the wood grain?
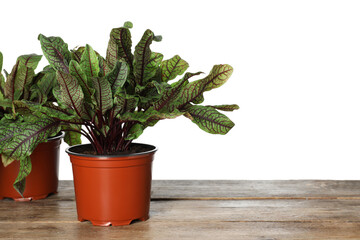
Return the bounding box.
[150,180,360,199]
[0,180,359,239]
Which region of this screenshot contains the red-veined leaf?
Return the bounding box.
[113,91,138,115]
[38,34,71,73]
[206,104,240,111]
[106,60,129,94]
[106,27,133,69]
[0,116,60,195]
[56,70,87,118]
[143,52,163,84]
[134,29,154,85]
[178,64,233,107]
[185,105,235,135]
[98,56,111,77]
[154,72,202,111]
[4,60,19,100]
[91,77,113,114]
[161,55,189,82]
[69,60,95,103]
[80,44,100,78]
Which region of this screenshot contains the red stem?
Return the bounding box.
[84,124,103,154]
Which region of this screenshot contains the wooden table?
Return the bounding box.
[1,180,360,239]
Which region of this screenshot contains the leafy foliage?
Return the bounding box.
[0,22,238,195]
[0,52,65,195]
[30,21,238,156]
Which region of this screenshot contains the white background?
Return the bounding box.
[1,0,360,180]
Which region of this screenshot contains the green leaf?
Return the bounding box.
[80,44,100,78]
[52,86,63,106]
[0,51,5,95]
[123,21,133,29]
[64,131,81,146]
[178,64,233,107]
[13,65,34,100]
[14,54,42,100]
[38,34,71,73]
[0,117,60,160]
[0,115,61,196]
[106,38,118,70]
[0,74,5,97]
[13,100,78,122]
[119,107,184,123]
[91,77,113,114]
[154,72,202,111]
[144,52,163,84]
[42,103,79,121]
[56,70,87,118]
[4,60,20,100]
[62,124,82,146]
[125,123,144,140]
[0,98,13,110]
[0,120,19,150]
[106,27,133,69]
[113,91,138,115]
[191,94,204,104]
[30,69,56,104]
[152,81,171,94]
[0,51,6,97]
[185,105,235,135]
[203,64,233,91]
[206,104,239,111]
[1,155,16,167]
[161,55,189,82]
[69,60,94,102]
[106,60,129,94]
[98,56,111,77]
[133,29,154,85]
[0,51,3,70]
[3,54,41,101]
[153,35,162,42]
[71,46,85,63]
[13,156,31,196]
[18,54,42,69]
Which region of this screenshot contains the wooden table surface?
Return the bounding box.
[1,180,360,239]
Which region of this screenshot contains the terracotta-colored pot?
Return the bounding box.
[66,143,157,226]
[0,132,64,201]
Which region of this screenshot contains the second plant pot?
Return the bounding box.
[0,132,64,201]
[66,143,157,226]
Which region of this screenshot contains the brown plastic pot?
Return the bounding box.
[0,132,64,201]
[66,143,157,226]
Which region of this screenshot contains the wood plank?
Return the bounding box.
[1,222,360,240]
[1,199,360,239]
[149,180,360,199]
[1,180,360,239]
[1,199,360,223]
[57,180,360,200]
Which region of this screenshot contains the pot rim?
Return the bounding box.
[65,143,157,158]
[47,131,65,141]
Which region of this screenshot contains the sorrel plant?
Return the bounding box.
[0,52,63,194]
[4,21,238,193]
[35,21,238,154]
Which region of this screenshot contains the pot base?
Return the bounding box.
[79,215,149,226]
[0,191,57,202]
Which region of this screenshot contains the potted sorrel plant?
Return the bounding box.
[0,51,74,201]
[18,21,238,225]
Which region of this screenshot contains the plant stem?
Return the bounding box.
[122,140,132,151]
[84,124,103,154]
